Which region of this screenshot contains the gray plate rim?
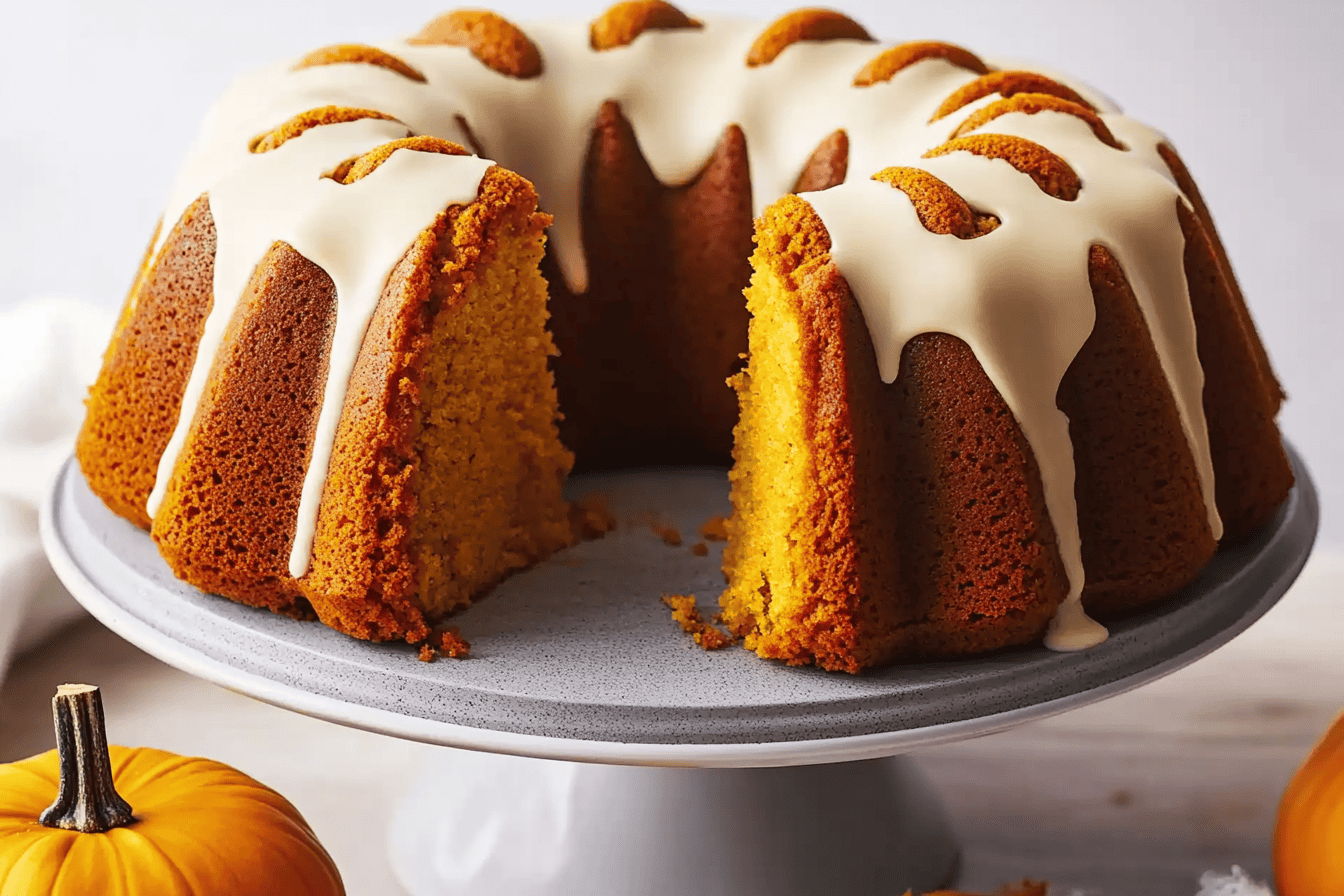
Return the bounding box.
[40,446,1317,767]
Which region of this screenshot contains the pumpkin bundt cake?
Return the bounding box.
[76,4,1292,670]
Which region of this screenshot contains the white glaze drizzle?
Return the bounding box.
[142,17,1221,649]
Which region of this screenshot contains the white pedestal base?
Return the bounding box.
[388,749,959,896]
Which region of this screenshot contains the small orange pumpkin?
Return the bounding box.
[1275,711,1344,896]
[0,684,344,896]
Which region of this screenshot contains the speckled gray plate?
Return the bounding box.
[41,447,1316,767]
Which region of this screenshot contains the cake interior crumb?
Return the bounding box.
[569,492,617,540]
[662,594,735,650]
[437,627,472,659]
[700,515,729,541]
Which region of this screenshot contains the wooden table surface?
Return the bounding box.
[3,551,1339,896]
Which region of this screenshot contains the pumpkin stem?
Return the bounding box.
[38,684,136,833]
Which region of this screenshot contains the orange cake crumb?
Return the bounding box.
[657,525,682,546]
[437,627,472,659]
[570,492,617,540]
[699,515,728,541]
[418,643,438,662]
[662,594,734,650]
[691,542,709,556]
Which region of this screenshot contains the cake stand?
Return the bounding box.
[41,448,1318,896]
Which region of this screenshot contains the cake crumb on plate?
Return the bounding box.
[663,594,734,650]
[700,515,728,541]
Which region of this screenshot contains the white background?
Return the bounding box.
[2,0,1339,548]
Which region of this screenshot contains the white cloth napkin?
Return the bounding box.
[0,296,115,689]
[1196,868,1275,896]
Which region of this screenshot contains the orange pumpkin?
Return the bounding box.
[0,684,344,896]
[1275,711,1344,896]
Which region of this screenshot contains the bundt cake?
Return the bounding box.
[75,4,1293,671]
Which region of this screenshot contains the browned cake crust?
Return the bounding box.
[792,130,849,194]
[924,133,1081,200]
[931,71,1095,122]
[1156,143,1283,410]
[1063,244,1216,615]
[1153,144,1290,539]
[853,41,987,88]
[77,196,215,529]
[1175,199,1294,541]
[590,1,701,51]
[329,135,469,184]
[408,10,544,79]
[746,9,873,67]
[949,94,1123,148]
[150,239,336,614]
[545,100,751,469]
[249,106,398,153]
[292,44,427,82]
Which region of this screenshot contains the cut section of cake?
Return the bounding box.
[722,97,1292,671]
[77,128,572,643]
